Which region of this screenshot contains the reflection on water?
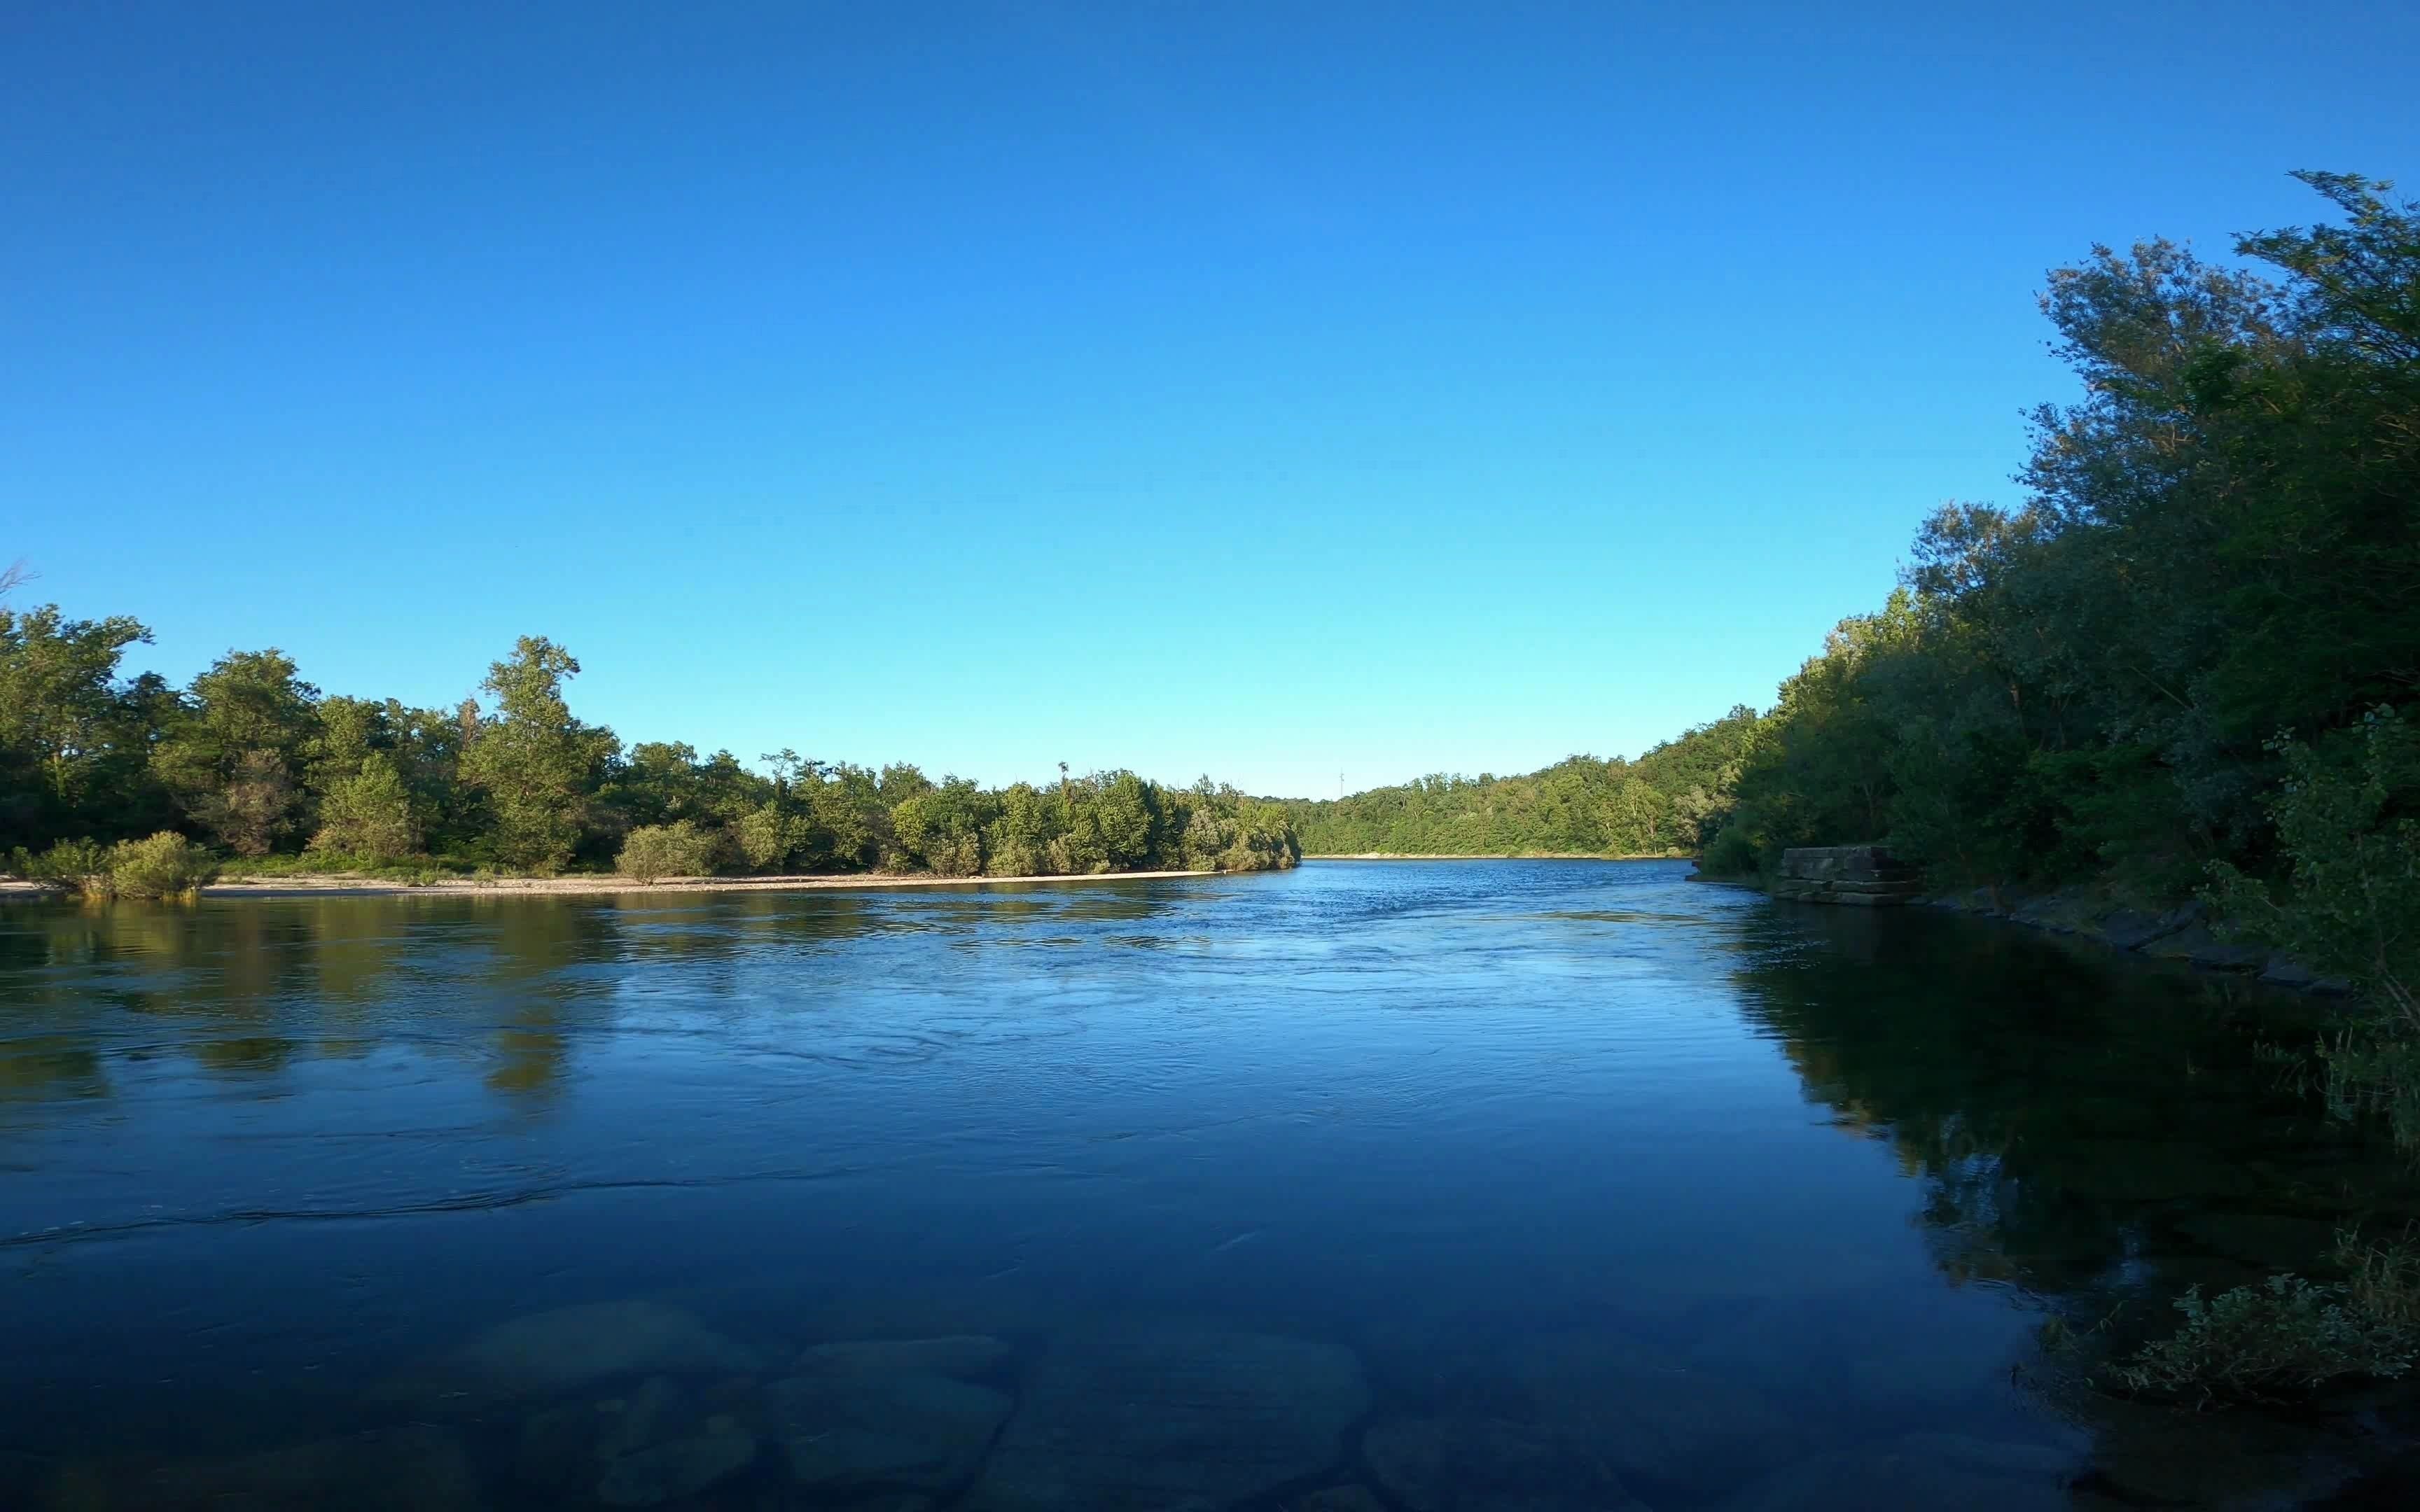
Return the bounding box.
[1,862,2416,1509]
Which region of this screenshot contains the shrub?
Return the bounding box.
[2110,1275,2414,1406]
[15,839,113,893]
[2339,1226,2420,1333]
[310,755,420,862]
[616,821,718,886]
[104,832,221,899]
[736,803,805,872]
[1700,825,1763,877]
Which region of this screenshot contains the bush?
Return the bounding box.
[2339,1226,2420,1333]
[2110,1274,2414,1406]
[13,839,113,893]
[1700,824,1763,877]
[616,821,718,886]
[309,755,420,862]
[104,832,221,899]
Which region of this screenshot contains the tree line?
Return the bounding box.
[1290,174,2413,1123]
[0,618,1300,883]
[1697,173,2414,908]
[1281,706,1763,857]
[1696,172,2416,1142]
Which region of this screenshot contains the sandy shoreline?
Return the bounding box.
[1306,853,1688,862]
[0,869,1226,900]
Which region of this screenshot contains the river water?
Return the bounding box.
[1,859,2415,1509]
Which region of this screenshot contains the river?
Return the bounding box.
[1,859,2414,1508]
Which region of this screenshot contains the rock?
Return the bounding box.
[2101,909,2191,951]
[2258,956,2349,993]
[797,1334,1013,1378]
[103,1425,485,1511]
[595,1418,758,1507]
[766,1367,1012,1493]
[1515,1331,1807,1497]
[971,1323,1368,1511]
[406,1299,762,1405]
[1293,1486,1389,1512]
[1718,1433,2077,1511]
[517,1374,760,1506]
[1361,1415,1634,1511]
[2083,1394,2349,1506]
[1678,1294,2008,1427]
[2139,925,2266,972]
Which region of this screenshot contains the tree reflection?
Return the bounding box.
[1732,904,2420,1502]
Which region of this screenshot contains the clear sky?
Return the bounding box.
[5,2,2412,799]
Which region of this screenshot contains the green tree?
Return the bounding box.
[152,649,319,857]
[310,754,420,862]
[460,636,616,873]
[0,604,158,844]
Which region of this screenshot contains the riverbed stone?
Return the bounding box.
[594,1416,758,1507]
[970,1322,1368,1511]
[1515,1331,1808,1497]
[1293,1485,1389,1512]
[797,1334,1013,1378]
[2139,924,2267,972]
[765,1366,1012,1492]
[398,1298,763,1406]
[1361,1414,1636,1511]
[1717,1433,2077,1511]
[106,1424,485,1511]
[516,1373,763,1507]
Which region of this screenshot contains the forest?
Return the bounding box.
[1295,174,2417,1126]
[1284,706,1762,857]
[0,610,1300,888]
[1700,174,2415,912]
[1301,173,2413,948]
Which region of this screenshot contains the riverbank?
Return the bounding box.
[1308,852,1685,861]
[1691,864,2346,992]
[0,869,1225,900]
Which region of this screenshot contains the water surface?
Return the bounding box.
[2,860,2414,1508]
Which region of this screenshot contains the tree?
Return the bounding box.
[310,754,420,862]
[151,649,319,857]
[616,820,718,885]
[460,636,615,872]
[0,605,155,842]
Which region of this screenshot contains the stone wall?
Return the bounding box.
[1769,844,1919,907]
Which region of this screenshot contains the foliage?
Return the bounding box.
[100,832,221,899]
[1703,174,2419,911]
[2109,1275,2413,1407]
[309,754,422,862]
[1288,706,1762,857]
[460,637,615,873]
[9,838,111,892]
[1,614,1298,883]
[2205,707,2420,1144]
[151,649,317,856]
[2338,1226,2420,1332]
[616,820,721,885]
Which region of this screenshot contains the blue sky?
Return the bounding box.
[4,2,2412,798]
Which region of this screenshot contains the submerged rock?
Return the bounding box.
[971,1323,1368,1511]
[1361,1414,1635,1511]
[90,1424,485,1511]
[594,1417,758,1507]
[516,1373,760,1507]
[1718,1433,2077,1511]
[400,1298,763,1406]
[1293,1485,1389,1511]
[796,1334,1013,1378]
[765,1366,1013,1492]
[1515,1331,1808,1497]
